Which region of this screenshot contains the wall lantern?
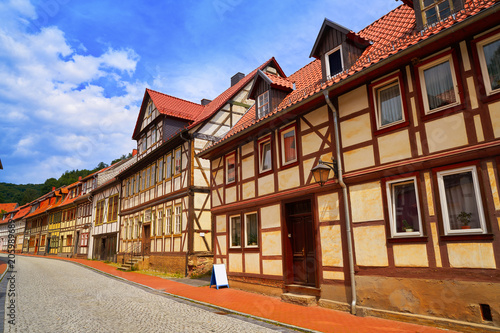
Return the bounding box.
[310,158,338,186]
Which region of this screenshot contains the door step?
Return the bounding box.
[281,293,317,306]
[284,284,321,297]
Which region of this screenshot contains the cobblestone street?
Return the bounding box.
[1,255,294,333]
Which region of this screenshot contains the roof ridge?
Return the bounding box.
[146,88,204,108]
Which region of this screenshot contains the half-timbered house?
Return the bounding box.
[0,203,18,251]
[199,0,500,330]
[23,191,55,254]
[117,58,285,275]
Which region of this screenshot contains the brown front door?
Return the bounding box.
[286,199,316,286]
[34,238,39,253]
[142,225,151,255]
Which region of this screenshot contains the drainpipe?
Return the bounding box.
[323,91,357,315]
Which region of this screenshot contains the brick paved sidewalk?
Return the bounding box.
[18,254,454,333]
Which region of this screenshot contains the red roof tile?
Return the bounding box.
[265,73,294,90]
[203,0,496,151]
[147,89,205,121]
[13,205,31,220]
[0,203,18,213]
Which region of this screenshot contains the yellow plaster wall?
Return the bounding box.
[424,172,435,216]
[262,231,282,256]
[216,215,226,232]
[474,115,484,142]
[349,181,384,222]
[194,169,208,187]
[303,105,329,127]
[411,97,418,127]
[174,237,181,252]
[242,181,255,200]
[430,222,442,267]
[213,169,224,186]
[194,193,208,210]
[303,157,316,185]
[340,113,372,148]
[261,204,281,229]
[212,189,221,207]
[302,128,328,157]
[460,41,471,71]
[393,244,429,267]
[262,260,283,276]
[278,166,300,191]
[425,113,468,153]
[245,253,261,274]
[217,235,227,255]
[377,130,412,164]
[317,192,340,222]
[320,225,343,267]
[447,243,496,269]
[225,186,237,204]
[415,131,423,156]
[241,142,254,156]
[211,157,222,171]
[229,253,243,272]
[258,174,275,196]
[241,155,255,180]
[338,85,369,118]
[353,225,389,267]
[487,162,500,210]
[323,271,344,281]
[490,100,500,138]
[466,77,478,109]
[343,145,375,172]
[405,66,413,93]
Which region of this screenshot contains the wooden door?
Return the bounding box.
[34,238,39,253]
[142,225,151,255]
[286,200,316,286]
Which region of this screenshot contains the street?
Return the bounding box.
[0,255,295,333]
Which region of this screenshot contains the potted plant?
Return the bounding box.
[402,219,413,232]
[457,211,472,229]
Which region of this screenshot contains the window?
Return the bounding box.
[95,200,105,225]
[40,235,46,247]
[174,205,182,234]
[259,138,272,173]
[107,195,119,222]
[157,211,163,235]
[325,46,343,79]
[421,0,452,26]
[135,174,140,193]
[158,159,164,182]
[166,153,172,179]
[245,213,258,247]
[147,103,154,116]
[280,125,297,165]
[151,210,156,237]
[128,221,132,240]
[165,207,172,234]
[476,32,500,96]
[151,164,156,186]
[257,91,270,118]
[141,170,146,190]
[226,153,236,184]
[418,53,460,114]
[230,215,241,248]
[80,233,88,247]
[145,167,150,189]
[174,148,182,175]
[371,74,406,130]
[437,166,487,234]
[386,177,423,237]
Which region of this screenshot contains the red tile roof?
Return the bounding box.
[265,73,294,91]
[0,203,18,213]
[203,0,496,151]
[147,89,205,121]
[13,205,31,221]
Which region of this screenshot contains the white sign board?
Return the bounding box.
[210,264,229,289]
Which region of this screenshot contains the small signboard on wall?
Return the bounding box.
[210,264,229,290]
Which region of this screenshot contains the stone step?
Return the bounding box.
[281,293,317,307]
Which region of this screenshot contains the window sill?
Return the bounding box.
[421,103,464,122]
[280,160,299,171]
[373,120,409,137]
[259,169,273,177]
[440,233,494,242]
[387,236,428,243]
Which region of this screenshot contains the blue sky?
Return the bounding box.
[0,0,401,185]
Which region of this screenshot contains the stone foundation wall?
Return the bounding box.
[356,275,500,328]
[228,276,284,296]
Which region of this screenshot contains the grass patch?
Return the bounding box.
[135,269,184,278]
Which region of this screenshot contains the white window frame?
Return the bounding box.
[418,53,460,114]
[259,138,272,173]
[165,207,172,235]
[476,31,500,96]
[280,125,298,166]
[386,177,424,238]
[325,45,344,80]
[229,215,241,248]
[157,210,163,236]
[257,91,270,118]
[436,165,487,235]
[174,205,182,234]
[372,77,405,130]
[244,212,258,248]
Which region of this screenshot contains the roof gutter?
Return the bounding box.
[323,91,357,315]
[199,3,499,158]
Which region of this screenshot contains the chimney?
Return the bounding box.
[78,176,82,181]
[52,187,56,191]
[231,72,245,87]
[132,149,138,156]
[201,99,212,106]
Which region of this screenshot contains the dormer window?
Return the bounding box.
[257,91,270,118]
[147,103,154,116]
[326,46,343,79]
[421,0,452,25]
